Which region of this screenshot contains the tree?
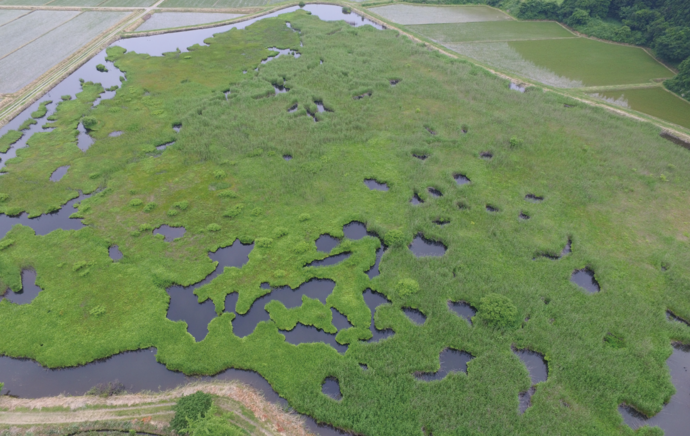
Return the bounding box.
[655,27,690,62]
[665,57,690,100]
[567,8,591,25]
[81,116,98,131]
[478,293,519,329]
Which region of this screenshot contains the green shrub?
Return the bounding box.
[509,137,523,148]
[170,391,213,433]
[665,57,690,100]
[213,170,227,179]
[299,1,305,7]
[478,293,519,329]
[143,202,156,212]
[273,227,288,238]
[207,223,222,232]
[96,64,108,72]
[293,241,310,254]
[274,269,286,278]
[174,200,189,210]
[384,229,406,247]
[397,279,419,297]
[139,223,153,232]
[89,172,100,180]
[129,199,143,207]
[0,239,14,250]
[342,6,351,13]
[182,408,243,436]
[0,193,9,202]
[217,190,238,198]
[89,305,106,317]
[250,207,263,216]
[298,213,311,221]
[61,95,71,101]
[80,116,98,131]
[167,209,179,217]
[256,237,273,248]
[223,204,244,218]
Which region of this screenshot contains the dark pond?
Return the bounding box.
[287,104,298,113]
[403,307,426,325]
[415,349,473,381]
[1,269,41,304]
[448,301,476,325]
[92,90,117,108]
[486,205,499,213]
[619,343,690,435]
[173,125,181,133]
[316,234,340,253]
[0,348,346,436]
[409,234,446,257]
[156,141,174,151]
[153,225,186,242]
[282,324,347,354]
[274,84,289,94]
[366,246,384,279]
[479,152,493,159]
[331,307,352,330]
[537,239,571,260]
[364,179,388,191]
[362,289,394,342]
[283,154,293,160]
[412,153,427,160]
[390,79,400,86]
[77,122,94,152]
[515,349,548,414]
[49,165,70,182]
[315,101,330,112]
[322,376,342,400]
[306,252,351,267]
[510,83,526,93]
[166,239,254,341]
[427,187,442,197]
[433,218,449,226]
[454,174,470,185]
[353,92,372,100]
[570,268,599,293]
[519,212,530,220]
[227,279,336,337]
[0,192,88,239]
[410,193,423,205]
[342,221,368,240]
[525,194,543,202]
[108,131,123,137]
[109,245,123,261]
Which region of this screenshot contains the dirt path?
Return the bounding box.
[0,381,314,436]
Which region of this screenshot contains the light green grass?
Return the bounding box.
[595,87,690,129]
[368,4,513,25]
[137,12,244,31]
[2,10,690,436]
[509,38,674,87]
[409,21,574,43]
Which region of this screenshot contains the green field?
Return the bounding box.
[369,4,513,25]
[409,21,575,43]
[596,87,690,129]
[509,38,674,87]
[3,9,690,436]
[159,0,283,8]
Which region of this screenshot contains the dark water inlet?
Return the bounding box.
[342,221,368,240]
[322,377,342,400]
[515,349,547,414]
[409,234,446,257]
[366,246,384,279]
[0,193,88,239]
[454,174,470,185]
[77,122,94,152]
[274,84,289,94]
[519,212,530,220]
[173,124,181,133]
[166,239,254,341]
[362,289,393,342]
[287,104,298,113]
[156,141,174,151]
[479,151,493,159]
[412,153,427,160]
[403,307,426,325]
[282,324,347,354]
[1,269,41,304]
[306,252,351,267]
[283,154,293,160]
[486,205,499,213]
[448,301,476,325]
[619,343,690,435]
[390,79,400,86]
[433,218,449,226]
[49,165,70,182]
[364,179,389,191]
[427,187,442,197]
[316,234,340,253]
[415,349,473,381]
[410,193,423,205]
[153,225,186,242]
[570,268,599,293]
[525,194,543,202]
[109,245,123,261]
[331,307,352,330]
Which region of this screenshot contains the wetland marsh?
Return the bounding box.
[1,4,690,436]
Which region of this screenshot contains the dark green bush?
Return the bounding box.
[478,293,518,329]
[82,116,98,131]
[170,391,213,433]
[96,64,108,72]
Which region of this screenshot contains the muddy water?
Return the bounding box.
[0,192,88,239]
[620,344,690,435]
[448,301,476,325]
[409,234,446,257]
[0,269,41,304]
[415,349,473,381]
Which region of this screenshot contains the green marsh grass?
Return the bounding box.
[0,10,689,436]
[0,130,22,152]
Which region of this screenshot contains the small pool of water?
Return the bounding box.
[153,225,186,242]
[366,246,384,279]
[514,349,548,414]
[108,131,123,137]
[0,192,89,239]
[415,348,473,381]
[1,269,41,305]
[410,193,423,205]
[77,122,94,152]
[570,268,599,293]
[454,174,470,185]
[306,252,351,267]
[364,179,389,191]
[342,221,368,240]
[403,307,426,325]
[362,289,393,342]
[109,245,123,261]
[322,376,342,400]
[49,165,70,182]
[427,187,442,197]
[409,234,446,257]
[480,151,493,159]
[485,205,499,213]
[316,234,340,253]
[510,83,526,93]
[448,301,476,325]
[525,194,543,202]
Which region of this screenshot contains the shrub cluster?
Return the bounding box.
[170,391,213,433]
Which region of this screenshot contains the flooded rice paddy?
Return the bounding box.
[592,87,690,129]
[369,5,512,25]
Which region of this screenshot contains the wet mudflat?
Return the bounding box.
[1,269,41,304]
[570,268,599,293]
[0,193,88,239]
[409,234,447,257]
[153,224,186,242]
[448,301,476,324]
[416,349,473,381]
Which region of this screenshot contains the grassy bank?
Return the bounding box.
[0,8,689,435]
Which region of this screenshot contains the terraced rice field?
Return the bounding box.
[159,0,283,8]
[409,21,575,43]
[0,11,130,93]
[137,12,244,31]
[594,87,690,129]
[369,4,513,25]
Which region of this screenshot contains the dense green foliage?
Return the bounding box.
[171,391,213,433]
[478,293,519,329]
[2,10,690,435]
[0,130,22,153]
[181,405,244,436]
[665,57,690,98]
